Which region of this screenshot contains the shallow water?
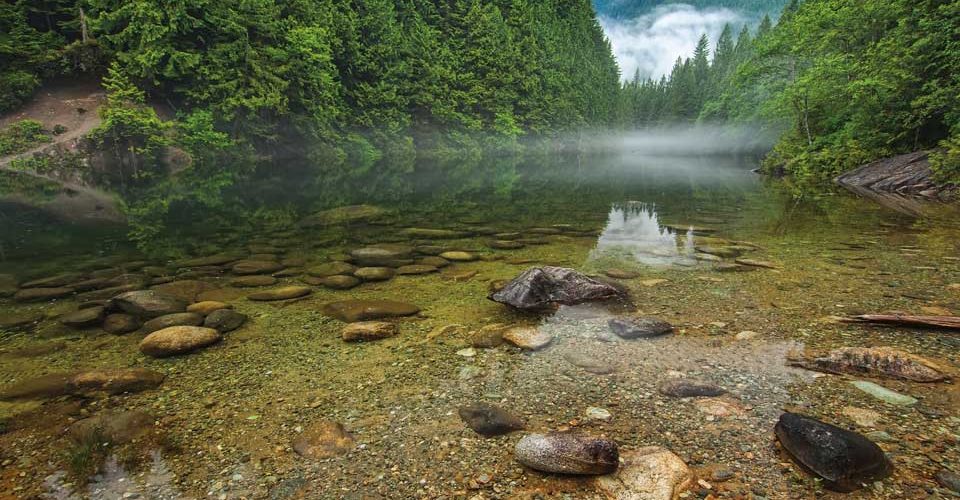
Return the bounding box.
[0,153,958,498]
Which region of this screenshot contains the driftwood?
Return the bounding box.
[842,314,960,330]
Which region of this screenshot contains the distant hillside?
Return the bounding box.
[595,0,789,19]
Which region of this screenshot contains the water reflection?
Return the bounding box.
[590,201,697,267]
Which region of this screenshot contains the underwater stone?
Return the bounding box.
[293,421,355,459]
[849,380,917,406]
[142,312,205,334]
[350,244,414,267]
[310,275,362,290]
[322,300,420,322]
[341,321,398,342]
[0,368,164,400]
[307,262,356,278]
[502,326,553,351]
[299,204,387,227]
[248,286,312,301]
[595,446,693,499]
[489,267,627,311]
[139,326,222,358]
[187,301,232,315]
[563,352,616,374]
[21,272,83,288]
[515,433,619,475]
[102,313,141,334]
[439,251,478,262]
[353,267,395,282]
[658,378,727,398]
[774,412,893,492]
[59,306,106,329]
[608,317,674,339]
[14,287,75,302]
[203,309,247,333]
[231,275,278,287]
[400,228,470,239]
[110,290,187,319]
[231,260,284,276]
[396,264,439,275]
[458,403,525,437]
[150,279,218,302]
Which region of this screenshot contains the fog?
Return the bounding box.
[579,125,778,156]
[600,4,743,80]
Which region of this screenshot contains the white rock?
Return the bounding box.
[595,446,694,500]
[586,407,612,421]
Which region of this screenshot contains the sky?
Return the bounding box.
[600,4,743,80]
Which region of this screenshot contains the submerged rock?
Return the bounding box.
[608,317,673,339]
[396,264,439,275]
[322,300,420,322]
[21,272,83,288]
[489,267,627,311]
[139,326,222,357]
[293,421,355,459]
[595,446,694,499]
[695,246,743,258]
[440,251,478,262]
[936,469,960,494]
[231,275,278,287]
[59,306,105,329]
[658,378,727,398]
[186,301,232,315]
[502,326,553,350]
[515,433,619,475]
[401,228,469,239]
[849,380,917,406]
[775,412,892,492]
[14,287,75,302]
[0,368,164,400]
[0,273,18,297]
[307,262,357,278]
[150,279,217,302]
[299,204,387,227]
[350,244,414,267]
[69,410,155,445]
[248,286,312,301]
[342,321,398,342]
[354,267,395,282]
[102,313,141,334]
[563,352,616,374]
[232,260,284,276]
[311,275,361,290]
[458,403,525,437]
[110,290,187,319]
[142,312,205,334]
[790,347,948,382]
[204,309,247,333]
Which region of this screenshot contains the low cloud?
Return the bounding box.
[601,4,743,80]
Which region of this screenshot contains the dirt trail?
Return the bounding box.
[0,82,124,223]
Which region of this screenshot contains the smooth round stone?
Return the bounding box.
[59,307,105,329]
[14,287,75,302]
[354,267,395,282]
[502,326,553,351]
[695,246,743,258]
[494,232,521,240]
[563,352,616,374]
[292,421,355,459]
[415,245,444,256]
[775,412,892,492]
[139,326,222,358]
[248,253,279,262]
[341,321,398,342]
[527,227,562,235]
[203,309,247,333]
[459,403,525,437]
[231,275,278,288]
[604,269,641,280]
[281,257,307,267]
[608,317,674,339]
[440,251,477,262]
[470,325,506,348]
[307,262,357,278]
[150,279,217,303]
[350,245,414,267]
[658,378,727,398]
[231,260,284,275]
[515,433,619,475]
[248,286,312,302]
[110,290,187,318]
[187,301,232,315]
[488,240,525,250]
[400,228,469,239]
[142,312,205,334]
[322,300,420,322]
[309,275,362,290]
[418,256,450,268]
[273,267,303,278]
[21,273,83,288]
[103,314,141,335]
[396,265,438,275]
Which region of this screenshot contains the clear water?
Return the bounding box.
[0,152,958,498]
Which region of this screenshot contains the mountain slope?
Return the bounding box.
[595,0,789,19]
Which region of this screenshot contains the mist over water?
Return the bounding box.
[600,4,743,79]
[581,125,778,156]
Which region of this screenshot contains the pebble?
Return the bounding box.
[850,380,918,406]
[585,407,612,421]
[502,326,553,350]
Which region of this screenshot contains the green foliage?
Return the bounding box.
[0,120,51,156]
[623,0,960,185]
[931,135,960,185]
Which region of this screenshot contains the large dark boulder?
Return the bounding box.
[488,267,627,311]
[775,412,892,492]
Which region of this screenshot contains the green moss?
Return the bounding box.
[0,120,51,156]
